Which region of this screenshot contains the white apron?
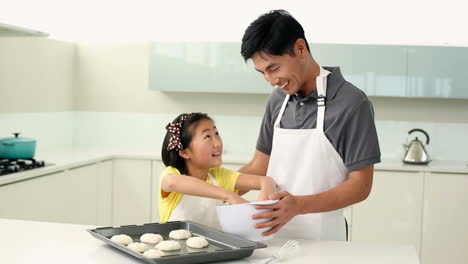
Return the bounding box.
[168,173,223,230]
[266,67,349,241]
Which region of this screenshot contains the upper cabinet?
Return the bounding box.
[149,42,468,99]
[406,46,468,98]
[311,44,407,97]
[149,42,270,94]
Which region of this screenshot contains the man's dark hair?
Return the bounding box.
[161,112,212,174]
[241,9,310,62]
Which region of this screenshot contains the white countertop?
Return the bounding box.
[1,148,467,186]
[0,218,419,264]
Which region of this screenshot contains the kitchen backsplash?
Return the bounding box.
[1,112,467,162]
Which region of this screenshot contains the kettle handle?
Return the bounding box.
[408,128,430,145]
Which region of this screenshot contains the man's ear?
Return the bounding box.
[179,148,190,159]
[294,38,308,57]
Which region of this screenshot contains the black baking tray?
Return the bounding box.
[87,221,267,264]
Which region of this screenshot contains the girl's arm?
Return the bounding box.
[162,174,248,204]
[235,174,277,201]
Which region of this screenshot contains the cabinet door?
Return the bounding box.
[421,173,468,264]
[312,44,407,97]
[407,46,468,98]
[113,159,152,226]
[0,171,67,222]
[151,160,166,223]
[61,164,98,225]
[96,160,113,226]
[149,42,270,94]
[352,170,423,255]
[0,163,99,225]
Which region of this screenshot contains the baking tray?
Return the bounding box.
[87,221,267,264]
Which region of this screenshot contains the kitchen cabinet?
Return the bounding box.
[149,42,468,99]
[151,160,166,223]
[149,42,270,94]
[0,170,67,222]
[312,44,407,97]
[0,163,100,225]
[96,160,113,226]
[351,170,424,255]
[112,159,152,226]
[421,172,468,264]
[407,46,468,99]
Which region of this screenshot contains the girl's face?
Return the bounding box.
[183,119,223,169]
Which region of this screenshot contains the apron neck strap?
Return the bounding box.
[316,67,331,132]
[274,94,290,127]
[207,172,219,187]
[273,67,331,131]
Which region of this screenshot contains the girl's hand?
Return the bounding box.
[226,193,249,205]
[257,176,277,201]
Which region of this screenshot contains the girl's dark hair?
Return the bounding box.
[161,112,212,174]
[241,9,310,62]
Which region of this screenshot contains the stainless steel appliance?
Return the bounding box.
[403,128,431,165]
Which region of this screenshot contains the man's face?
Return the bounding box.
[251,50,304,95]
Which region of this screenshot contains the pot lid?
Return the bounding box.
[0,133,35,143]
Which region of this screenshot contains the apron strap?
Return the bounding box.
[274,67,331,131]
[207,172,220,187]
[316,67,331,132]
[274,94,290,128]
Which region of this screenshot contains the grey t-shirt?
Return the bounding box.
[256,66,381,172]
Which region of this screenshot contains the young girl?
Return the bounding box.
[159,112,277,230]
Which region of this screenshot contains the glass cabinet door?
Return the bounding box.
[407,46,468,98]
[311,44,407,97]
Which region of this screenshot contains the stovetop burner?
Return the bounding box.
[0,158,50,176]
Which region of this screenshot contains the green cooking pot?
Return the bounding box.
[0,133,36,159]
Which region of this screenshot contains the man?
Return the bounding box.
[238,9,381,241]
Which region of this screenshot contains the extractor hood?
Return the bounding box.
[0,22,49,37]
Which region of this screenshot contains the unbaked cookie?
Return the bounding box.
[168,229,192,239]
[110,234,133,246]
[155,240,181,251]
[186,237,209,248]
[140,233,163,244]
[143,249,165,258]
[127,242,149,253]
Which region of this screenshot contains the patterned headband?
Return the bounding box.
[166,113,192,151]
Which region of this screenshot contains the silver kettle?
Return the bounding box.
[403,128,431,165]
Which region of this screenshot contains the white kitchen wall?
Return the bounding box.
[0,37,75,113]
[1,111,467,162]
[0,112,74,153]
[72,112,261,157]
[72,113,468,161]
[71,0,468,46]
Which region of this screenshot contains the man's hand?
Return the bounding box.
[252,191,303,236]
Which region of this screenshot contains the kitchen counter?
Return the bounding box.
[0,218,419,264]
[1,148,467,186]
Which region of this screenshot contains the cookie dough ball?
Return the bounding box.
[169,229,192,239]
[143,249,165,258]
[140,233,163,244]
[110,234,133,246]
[155,240,181,251]
[186,237,209,248]
[128,242,150,253]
